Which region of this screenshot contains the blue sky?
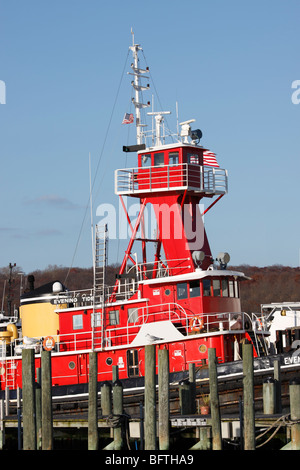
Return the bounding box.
[0,0,299,275]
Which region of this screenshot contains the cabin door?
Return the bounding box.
[127,349,140,377]
[78,353,88,383]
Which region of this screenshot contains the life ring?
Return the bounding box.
[43,336,55,351]
[189,316,204,332]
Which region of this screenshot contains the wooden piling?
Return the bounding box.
[274,359,282,413]
[17,387,22,450]
[158,348,170,450]
[88,351,98,450]
[289,378,300,450]
[35,367,42,449]
[112,365,119,382]
[263,377,276,415]
[145,344,156,450]
[189,363,196,414]
[22,348,36,450]
[41,350,53,450]
[112,379,124,450]
[101,382,112,416]
[0,399,4,450]
[242,342,255,450]
[5,386,9,416]
[208,348,222,450]
[179,380,192,414]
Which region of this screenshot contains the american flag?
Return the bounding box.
[122,112,134,124]
[203,150,219,167]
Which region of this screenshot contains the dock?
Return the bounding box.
[0,344,299,451]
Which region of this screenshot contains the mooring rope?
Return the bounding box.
[255,413,298,448]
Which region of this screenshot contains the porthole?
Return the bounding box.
[199,344,207,354]
[165,289,171,296]
[68,361,76,370]
[106,357,113,366]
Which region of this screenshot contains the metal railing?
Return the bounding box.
[6,307,269,357]
[115,163,228,196]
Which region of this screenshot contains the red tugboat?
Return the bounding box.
[0,34,270,396]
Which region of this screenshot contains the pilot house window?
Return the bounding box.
[154,153,164,166]
[213,279,221,296]
[189,280,200,298]
[169,152,179,165]
[141,154,151,167]
[203,279,211,296]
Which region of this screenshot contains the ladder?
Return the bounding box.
[93,224,108,348]
[1,342,16,390]
[94,223,108,298]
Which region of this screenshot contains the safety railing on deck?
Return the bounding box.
[115,163,228,196]
[8,309,269,356]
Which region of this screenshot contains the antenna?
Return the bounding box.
[176,101,179,137]
[89,153,95,274]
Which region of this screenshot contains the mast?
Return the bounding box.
[129,30,150,145]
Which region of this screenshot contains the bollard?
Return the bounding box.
[101,382,112,416]
[289,378,300,450]
[88,351,98,450]
[158,348,169,450]
[145,344,156,450]
[263,377,276,415]
[22,348,36,450]
[242,342,255,450]
[41,350,53,450]
[208,348,222,450]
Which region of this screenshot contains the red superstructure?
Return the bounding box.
[0,34,269,394]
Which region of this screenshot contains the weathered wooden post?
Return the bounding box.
[41,349,53,450]
[22,349,36,450]
[208,348,222,450]
[112,365,119,382]
[35,367,42,450]
[158,348,170,450]
[112,379,124,450]
[263,377,276,415]
[0,399,4,450]
[274,359,282,413]
[17,387,22,450]
[179,380,192,414]
[289,378,300,450]
[242,342,255,450]
[88,351,98,450]
[5,386,9,416]
[189,363,196,414]
[101,382,112,416]
[145,344,156,450]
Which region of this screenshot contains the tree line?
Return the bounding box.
[0,263,299,315]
